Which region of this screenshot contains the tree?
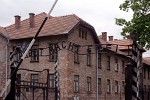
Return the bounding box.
[116,0,150,49]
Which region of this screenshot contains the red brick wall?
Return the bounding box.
[0,35,8,94]
[5,25,128,100]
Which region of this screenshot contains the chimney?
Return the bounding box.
[29,13,35,28]
[108,36,113,41]
[102,32,107,41]
[14,15,21,29]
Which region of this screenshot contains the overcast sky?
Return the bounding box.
[1,0,150,56]
[0,0,133,39]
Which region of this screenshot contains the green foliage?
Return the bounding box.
[116,0,150,49]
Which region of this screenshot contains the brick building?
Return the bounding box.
[0,27,9,94]
[0,12,146,100]
[142,57,150,100]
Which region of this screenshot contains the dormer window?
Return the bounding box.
[79,28,87,40]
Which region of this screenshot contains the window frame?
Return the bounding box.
[122,60,125,73]
[122,81,125,94]
[87,47,92,66]
[106,56,110,70]
[49,74,55,89]
[98,53,102,69]
[30,45,39,62]
[87,76,91,93]
[107,79,111,93]
[115,58,119,72]
[74,75,79,93]
[143,68,146,79]
[31,74,39,86]
[49,43,57,62]
[12,46,22,62]
[115,80,119,93]
[148,68,150,79]
[74,45,80,64]
[79,28,87,40]
[98,78,102,93]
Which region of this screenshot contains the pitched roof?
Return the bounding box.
[108,39,132,45]
[143,57,150,66]
[5,12,99,43]
[108,39,133,50]
[98,36,133,50]
[5,12,77,39]
[0,26,9,38]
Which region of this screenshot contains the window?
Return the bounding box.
[122,61,125,73]
[31,45,39,62]
[74,75,79,92]
[12,46,22,62]
[98,78,102,93]
[82,30,84,39]
[107,79,111,93]
[85,31,87,40]
[106,56,110,70]
[143,68,146,79]
[31,74,39,86]
[87,47,92,66]
[49,44,57,62]
[79,28,81,38]
[122,81,125,94]
[74,45,79,63]
[79,28,87,40]
[87,77,91,92]
[148,68,150,79]
[115,80,119,93]
[49,74,55,89]
[98,53,101,69]
[115,58,119,72]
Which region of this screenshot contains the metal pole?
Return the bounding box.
[96,46,99,100]
[43,89,45,100]
[10,67,16,100]
[55,61,60,100]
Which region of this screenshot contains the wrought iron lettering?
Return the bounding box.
[61,41,67,49]
[49,41,79,53]
[55,43,61,51]
[67,42,75,51]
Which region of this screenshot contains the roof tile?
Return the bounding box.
[5,12,81,39]
[143,57,150,65]
[0,26,9,38]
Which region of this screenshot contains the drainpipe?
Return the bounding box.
[5,38,9,97]
[96,46,99,100]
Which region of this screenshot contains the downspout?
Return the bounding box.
[5,38,9,97]
[96,46,99,100]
